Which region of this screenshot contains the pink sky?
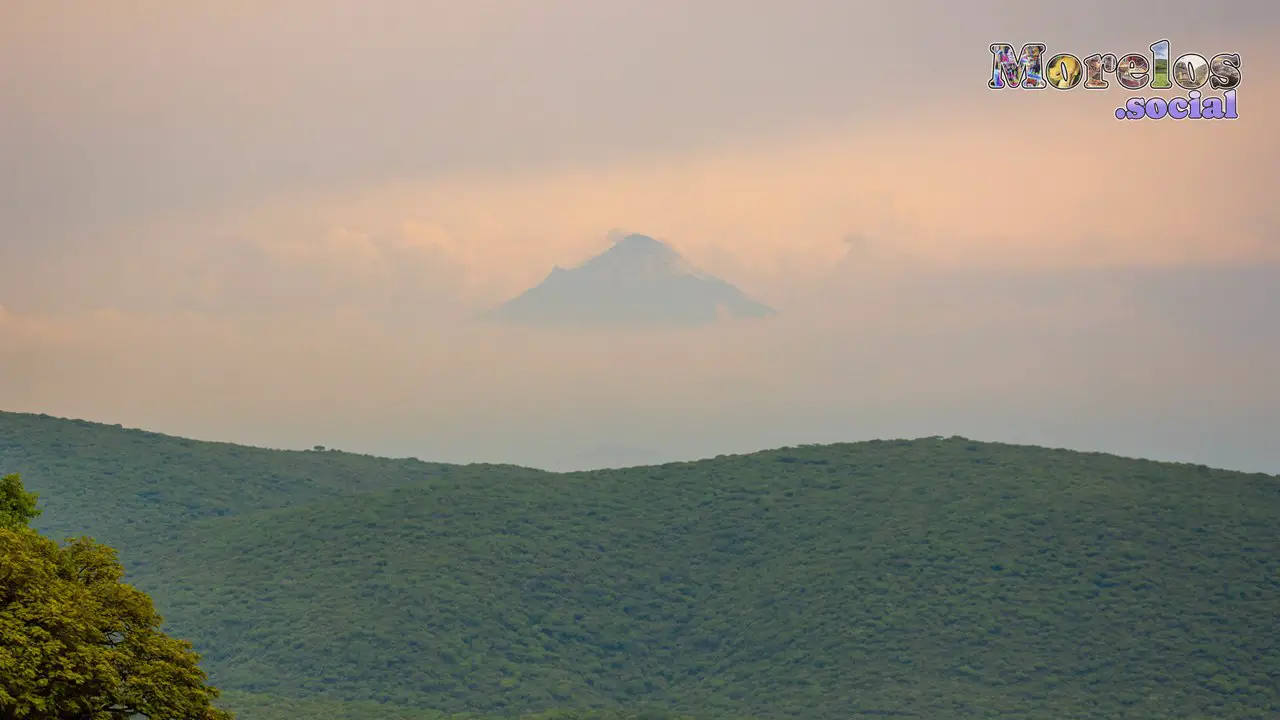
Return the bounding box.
[2,2,1277,471]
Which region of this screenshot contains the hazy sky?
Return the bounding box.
[2,1,1278,472]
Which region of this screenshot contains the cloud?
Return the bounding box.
[0,305,137,352]
[0,304,60,345]
[8,58,1277,329]
[0,221,473,327]
[159,68,1277,303]
[6,4,1275,247]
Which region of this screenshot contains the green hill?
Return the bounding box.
[216,691,709,720]
[0,411,542,567]
[2,410,1278,718]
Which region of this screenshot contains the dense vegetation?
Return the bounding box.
[2,410,1278,718]
[217,692,717,720]
[0,474,230,719]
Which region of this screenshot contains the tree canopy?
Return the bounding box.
[0,473,232,720]
[0,473,40,531]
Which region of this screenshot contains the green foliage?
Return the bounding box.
[0,473,40,530]
[0,473,232,720]
[0,411,487,565]
[4,411,1280,718]
[218,691,714,720]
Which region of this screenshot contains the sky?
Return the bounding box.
[2,1,1278,473]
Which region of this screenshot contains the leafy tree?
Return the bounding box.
[0,474,232,720]
[0,473,40,531]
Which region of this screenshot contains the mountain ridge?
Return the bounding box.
[6,408,1274,477]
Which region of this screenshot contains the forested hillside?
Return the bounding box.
[2,410,1277,719]
[0,411,543,566]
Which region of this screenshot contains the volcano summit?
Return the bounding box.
[487,234,775,327]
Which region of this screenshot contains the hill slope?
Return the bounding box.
[3,411,1279,718]
[0,411,544,568]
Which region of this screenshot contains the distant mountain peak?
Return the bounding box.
[486,232,774,328]
[610,233,669,250]
[599,234,678,263]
